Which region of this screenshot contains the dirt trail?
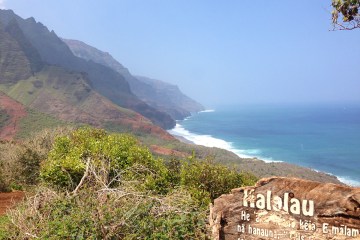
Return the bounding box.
[0,93,27,141]
[0,191,25,215]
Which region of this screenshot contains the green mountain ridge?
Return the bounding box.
[135,75,205,119]
[0,13,174,140]
[63,38,205,120]
[0,9,175,129]
[0,20,32,84]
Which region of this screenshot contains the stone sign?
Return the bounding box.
[209,177,360,240]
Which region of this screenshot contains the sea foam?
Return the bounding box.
[337,176,360,187]
[169,123,281,162]
[199,109,215,113]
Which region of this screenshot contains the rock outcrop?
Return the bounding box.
[209,177,360,240]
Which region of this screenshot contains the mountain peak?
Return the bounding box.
[26,16,36,23]
[64,39,204,120]
[62,38,127,71]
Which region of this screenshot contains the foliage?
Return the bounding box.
[40,127,172,193]
[17,149,41,185]
[332,0,360,30]
[180,157,257,207]
[0,215,11,239]
[16,109,67,139]
[1,127,257,239]
[0,171,9,192]
[0,127,73,191]
[2,187,207,239]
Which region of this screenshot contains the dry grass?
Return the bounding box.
[0,126,74,191]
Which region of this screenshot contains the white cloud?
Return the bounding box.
[0,0,6,9]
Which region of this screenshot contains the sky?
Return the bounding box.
[1,0,360,107]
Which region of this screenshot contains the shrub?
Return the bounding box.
[1,127,257,239]
[0,170,9,192]
[2,187,207,239]
[0,127,73,191]
[40,127,172,193]
[18,148,42,185]
[180,157,257,206]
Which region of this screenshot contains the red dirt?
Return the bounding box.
[150,145,188,158]
[0,191,25,215]
[0,93,27,141]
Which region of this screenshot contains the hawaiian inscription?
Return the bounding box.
[209,177,360,240]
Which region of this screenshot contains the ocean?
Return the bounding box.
[169,104,360,186]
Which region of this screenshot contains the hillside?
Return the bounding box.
[135,76,205,119]
[0,9,175,129]
[63,39,204,120]
[0,19,32,84]
[0,12,175,140]
[0,66,174,141]
[0,92,27,140]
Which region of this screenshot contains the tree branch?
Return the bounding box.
[72,157,91,195]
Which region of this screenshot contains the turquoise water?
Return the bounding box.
[169,104,360,186]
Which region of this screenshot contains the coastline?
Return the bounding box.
[168,115,358,187]
[172,134,195,144]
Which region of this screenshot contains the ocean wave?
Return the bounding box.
[311,169,360,187]
[168,123,281,162]
[337,176,360,187]
[199,109,215,113]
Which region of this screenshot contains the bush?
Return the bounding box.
[19,148,42,185]
[0,170,9,192]
[2,187,207,239]
[1,127,257,239]
[40,127,172,193]
[0,127,73,191]
[180,157,257,207]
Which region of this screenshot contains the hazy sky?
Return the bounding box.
[2,1,360,107]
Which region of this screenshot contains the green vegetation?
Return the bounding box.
[0,215,10,239]
[0,66,92,107]
[0,127,74,191]
[332,0,360,30]
[0,127,257,239]
[16,109,67,139]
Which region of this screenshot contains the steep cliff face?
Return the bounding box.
[0,20,32,83]
[5,19,44,73]
[135,76,205,119]
[63,39,204,120]
[0,9,175,129]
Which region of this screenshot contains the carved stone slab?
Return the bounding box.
[209,177,360,240]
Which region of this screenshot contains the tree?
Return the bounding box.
[332,0,360,30]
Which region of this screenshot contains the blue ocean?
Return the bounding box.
[169,104,360,186]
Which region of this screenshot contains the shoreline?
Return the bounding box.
[172,134,195,144]
[169,121,358,187]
